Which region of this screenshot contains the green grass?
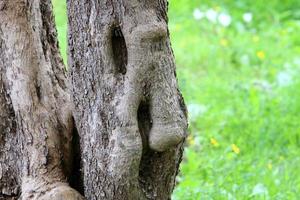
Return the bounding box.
[53,1,300,199]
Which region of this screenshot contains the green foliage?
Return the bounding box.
[52,0,67,64]
[53,0,300,199]
[169,1,300,199]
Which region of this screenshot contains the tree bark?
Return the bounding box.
[0,1,82,199]
[0,0,187,199]
[68,1,187,200]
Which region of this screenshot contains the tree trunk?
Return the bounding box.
[0,1,82,199]
[0,0,187,199]
[68,1,187,200]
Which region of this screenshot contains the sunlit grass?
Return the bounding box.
[169,1,300,199]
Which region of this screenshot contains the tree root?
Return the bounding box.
[21,178,84,200]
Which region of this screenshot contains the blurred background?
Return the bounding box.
[53,0,300,199]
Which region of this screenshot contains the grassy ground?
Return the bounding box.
[53,1,300,199]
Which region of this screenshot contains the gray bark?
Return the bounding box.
[0,0,82,199]
[68,0,187,200]
[0,0,187,199]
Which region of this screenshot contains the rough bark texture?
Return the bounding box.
[68,1,188,200]
[0,0,187,199]
[0,0,82,199]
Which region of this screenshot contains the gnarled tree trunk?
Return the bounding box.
[68,0,187,199]
[0,0,187,199]
[0,1,82,199]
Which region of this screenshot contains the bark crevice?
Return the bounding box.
[112,26,127,75]
[137,100,152,152]
[69,123,84,196]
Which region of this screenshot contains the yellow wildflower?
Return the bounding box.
[231,144,240,154]
[256,51,266,60]
[210,138,219,147]
[220,38,229,47]
[267,162,272,170]
[252,36,260,43]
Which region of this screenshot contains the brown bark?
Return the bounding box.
[0,0,82,199]
[0,0,187,199]
[68,0,187,199]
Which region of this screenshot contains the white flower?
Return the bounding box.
[277,71,293,87]
[187,103,208,121]
[205,9,218,23]
[240,54,250,66]
[253,80,272,92]
[218,13,232,27]
[193,8,204,20]
[251,183,268,197]
[243,12,253,23]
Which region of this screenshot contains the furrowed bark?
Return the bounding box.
[68,0,188,199]
[0,0,82,199]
